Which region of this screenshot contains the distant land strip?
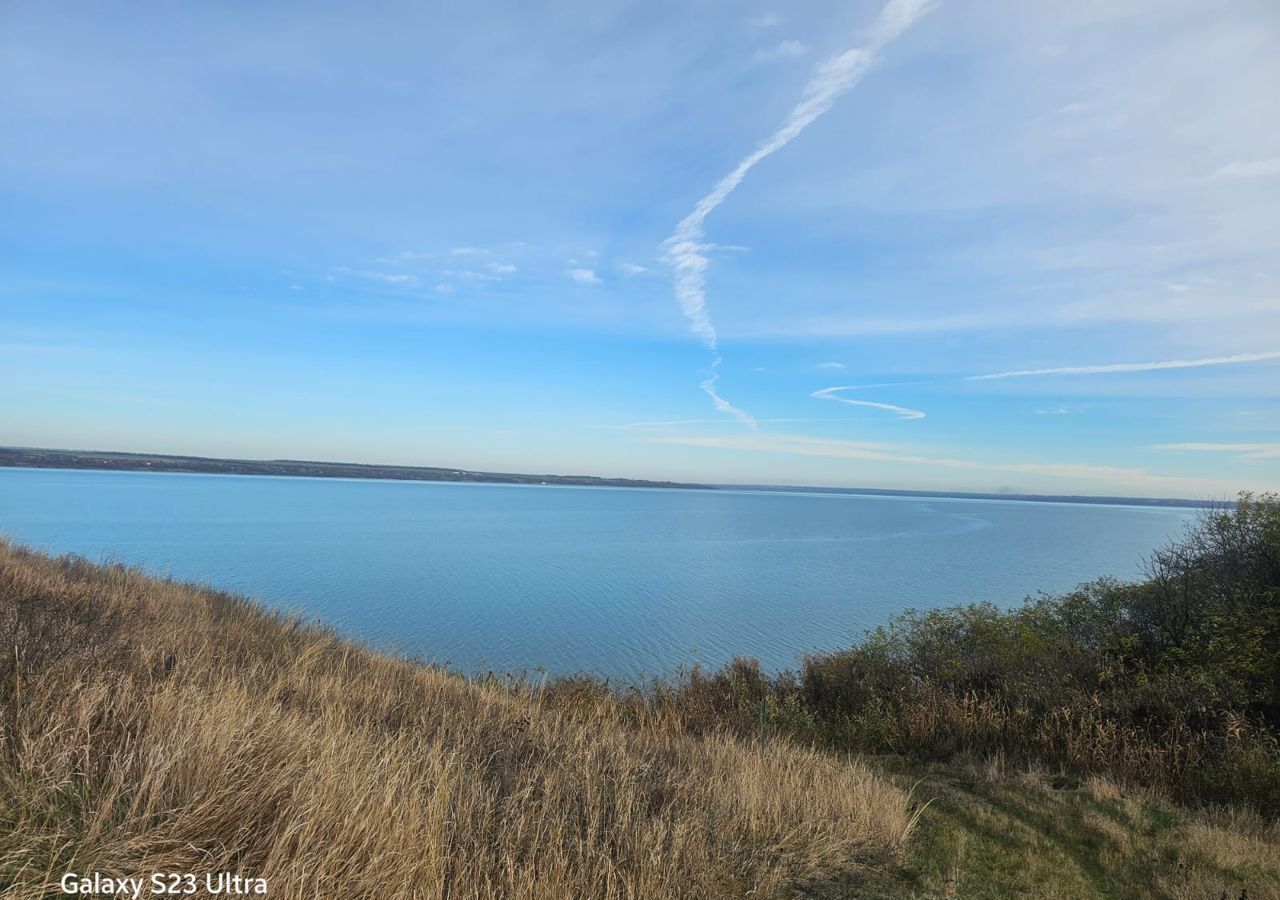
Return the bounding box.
[0,446,707,490]
[0,446,1214,508]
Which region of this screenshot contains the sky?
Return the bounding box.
[2,0,1279,498]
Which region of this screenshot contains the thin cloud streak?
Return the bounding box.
[663,0,935,423]
[1153,442,1280,460]
[1211,158,1280,180]
[644,432,1227,493]
[700,360,758,429]
[619,417,852,430]
[967,351,1280,381]
[812,385,926,420]
[755,40,809,63]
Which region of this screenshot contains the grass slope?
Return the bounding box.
[2,537,1278,898]
[0,541,911,899]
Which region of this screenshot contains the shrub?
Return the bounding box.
[660,493,1280,816]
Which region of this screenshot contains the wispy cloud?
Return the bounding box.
[644,432,1224,492]
[447,269,502,283]
[811,385,926,420]
[1152,442,1280,460]
[749,13,781,28]
[755,40,809,63]
[664,0,935,423]
[1210,158,1280,180]
[619,417,849,430]
[488,262,517,275]
[567,267,602,285]
[618,262,647,276]
[967,350,1280,381]
[816,361,846,369]
[647,433,891,456]
[450,246,489,257]
[335,267,419,286]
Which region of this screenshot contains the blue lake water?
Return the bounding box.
[0,467,1200,678]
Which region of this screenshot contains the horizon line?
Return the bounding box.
[0,443,1226,509]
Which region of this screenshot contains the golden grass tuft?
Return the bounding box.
[0,541,913,899]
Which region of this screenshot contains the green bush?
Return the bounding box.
[660,493,1280,816]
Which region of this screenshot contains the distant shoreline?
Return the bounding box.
[0,445,1215,509]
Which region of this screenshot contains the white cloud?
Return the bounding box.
[335,267,418,286]
[488,262,517,275]
[749,13,781,28]
[567,267,602,285]
[707,3,1280,357]
[811,385,926,420]
[1210,158,1280,180]
[618,262,647,276]
[816,361,846,369]
[967,350,1280,381]
[1152,442,1280,460]
[433,283,454,294]
[450,246,488,256]
[754,40,809,63]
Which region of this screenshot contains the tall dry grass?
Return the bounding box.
[0,541,913,899]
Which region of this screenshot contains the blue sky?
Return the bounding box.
[3,0,1278,497]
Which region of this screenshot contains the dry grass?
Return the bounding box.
[0,541,913,899]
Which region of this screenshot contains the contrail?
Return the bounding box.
[700,359,758,428]
[810,350,1280,417]
[811,385,926,419]
[967,350,1280,381]
[664,0,936,426]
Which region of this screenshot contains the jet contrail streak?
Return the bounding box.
[811,385,926,419]
[664,0,936,425]
[967,351,1280,381]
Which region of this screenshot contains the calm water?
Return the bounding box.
[0,467,1199,678]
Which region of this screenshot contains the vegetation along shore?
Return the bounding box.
[1,446,1213,508]
[2,494,1278,898]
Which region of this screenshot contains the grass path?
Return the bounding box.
[843,759,1280,899]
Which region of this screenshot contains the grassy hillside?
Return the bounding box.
[0,542,913,899]
[2,494,1279,897]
